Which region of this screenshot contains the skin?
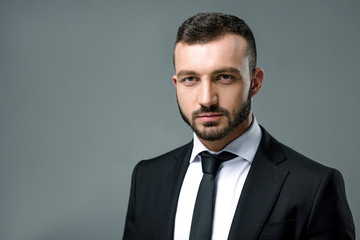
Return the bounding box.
[173,33,265,151]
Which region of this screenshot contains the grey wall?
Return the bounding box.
[1,0,359,239]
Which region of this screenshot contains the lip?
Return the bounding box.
[196,113,224,122]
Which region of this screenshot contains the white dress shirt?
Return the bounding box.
[174,118,262,240]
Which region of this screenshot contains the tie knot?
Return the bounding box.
[199,151,237,175]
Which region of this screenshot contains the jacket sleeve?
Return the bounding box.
[305,168,355,239]
[123,161,142,240]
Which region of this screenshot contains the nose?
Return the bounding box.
[197,79,218,107]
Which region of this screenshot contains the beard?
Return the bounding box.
[177,88,252,141]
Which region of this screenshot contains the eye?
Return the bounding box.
[181,76,198,86]
[217,74,234,83]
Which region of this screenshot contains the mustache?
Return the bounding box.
[192,105,230,118]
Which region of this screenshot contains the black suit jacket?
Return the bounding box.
[123,128,355,239]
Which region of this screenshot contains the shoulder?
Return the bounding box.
[259,127,349,201]
[129,141,193,192]
[260,126,336,179]
[280,141,330,172]
[279,141,345,188]
[260,129,355,237]
[135,141,193,171]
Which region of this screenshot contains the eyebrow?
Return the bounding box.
[177,70,198,77]
[212,67,241,75]
[177,67,241,77]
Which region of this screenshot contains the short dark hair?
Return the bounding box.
[175,12,257,72]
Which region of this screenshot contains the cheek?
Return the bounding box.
[220,87,248,110]
[177,89,197,113]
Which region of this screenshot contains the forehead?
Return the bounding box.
[174,34,249,73]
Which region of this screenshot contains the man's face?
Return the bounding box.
[173,34,254,141]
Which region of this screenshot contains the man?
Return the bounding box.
[123,12,355,240]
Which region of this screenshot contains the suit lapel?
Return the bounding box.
[228,128,289,240]
[154,141,193,239]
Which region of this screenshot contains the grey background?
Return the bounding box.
[1,0,359,239]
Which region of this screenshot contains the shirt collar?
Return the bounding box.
[189,116,262,163]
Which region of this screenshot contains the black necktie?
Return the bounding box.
[189,151,237,240]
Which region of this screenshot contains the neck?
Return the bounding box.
[198,113,253,152]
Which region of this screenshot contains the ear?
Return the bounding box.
[250,68,264,97]
[172,75,178,87]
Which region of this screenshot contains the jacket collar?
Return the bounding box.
[228,126,289,240]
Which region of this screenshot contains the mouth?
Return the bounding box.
[196,113,224,122]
